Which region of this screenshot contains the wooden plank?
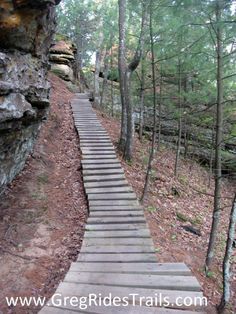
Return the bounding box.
[87,193,136,200]
[74,118,99,120]
[82,164,121,170]
[69,262,191,275]
[73,93,90,98]
[89,205,143,211]
[85,223,146,230]
[74,116,98,119]
[77,128,105,132]
[76,126,103,129]
[83,154,117,159]
[87,217,145,224]
[89,210,143,217]
[83,169,124,176]
[80,139,111,142]
[83,238,153,246]
[76,253,157,262]
[84,175,125,183]
[53,282,205,310]
[89,200,140,207]
[79,246,155,254]
[79,130,107,133]
[85,186,133,193]
[74,117,97,119]
[81,147,115,152]
[82,151,117,156]
[82,149,115,153]
[81,142,112,145]
[40,304,204,314]
[84,180,129,189]
[80,143,113,147]
[75,122,101,125]
[84,229,150,238]
[82,149,116,153]
[80,137,110,140]
[79,133,108,136]
[64,272,201,291]
[82,159,120,165]
[75,121,101,126]
[81,147,115,151]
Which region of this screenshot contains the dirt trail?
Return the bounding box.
[0,74,87,314]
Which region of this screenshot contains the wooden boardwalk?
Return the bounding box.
[40,94,205,313]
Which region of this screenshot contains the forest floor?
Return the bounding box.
[95,109,236,314]
[0,75,235,314]
[0,74,88,314]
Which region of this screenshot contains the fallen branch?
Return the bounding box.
[190,185,233,200]
[0,246,33,261]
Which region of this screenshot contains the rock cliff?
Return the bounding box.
[0,0,60,193]
[49,39,76,82]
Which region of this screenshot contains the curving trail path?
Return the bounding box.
[40,94,205,313]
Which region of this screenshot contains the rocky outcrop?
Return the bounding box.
[49,40,76,81]
[0,0,60,193]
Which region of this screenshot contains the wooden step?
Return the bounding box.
[69,262,191,275]
[64,272,201,291]
[84,228,150,239]
[89,205,143,211]
[85,186,133,193]
[89,200,140,207]
[87,192,136,200]
[84,180,129,189]
[83,154,117,159]
[82,164,121,170]
[77,252,157,262]
[87,217,145,224]
[89,210,143,217]
[41,303,204,314]
[84,174,125,183]
[83,237,154,246]
[79,246,154,254]
[50,282,205,310]
[39,96,205,314]
[85,223,146,230]
[82,159,119,164]
[83,169,124,176]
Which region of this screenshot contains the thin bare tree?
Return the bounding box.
[141,0,157,202]
[218,194,236,313]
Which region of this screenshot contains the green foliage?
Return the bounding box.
[176,211,188,222]
[56,0,236,175]
[37,174,49,184]
[146,206,157,212]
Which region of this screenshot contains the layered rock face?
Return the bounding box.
[0,0,60,193]
[50,40,76,81]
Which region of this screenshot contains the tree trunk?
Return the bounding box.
[75,16,84,92]
[141,0,156,202]
[118,0,148,159]
[124,69,133,160]
[110,46,115,117]
[205,0,223,270]
[183,116,188,158]
[157,67,163,150]
[218,194,236,313]
[139,58,145,142]
[208,122,215,188]
[94,32,104,107]
[100,48,109,109]
[174,58,182,176]
[118,0,127,150]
